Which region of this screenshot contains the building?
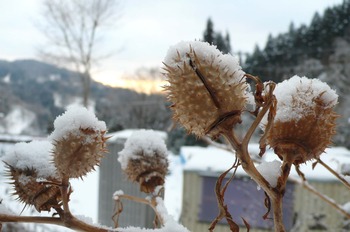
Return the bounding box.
[179,145,350,232]
[98,129,167,228]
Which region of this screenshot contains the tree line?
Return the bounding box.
[244,0,350,83]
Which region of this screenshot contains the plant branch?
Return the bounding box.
[222,129,272,195]
[289,175,350,219]
[209,159,240,232]
[113,194,164,226]
[316,158,350,190]
[0,214,111,232]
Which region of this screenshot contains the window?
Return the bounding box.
[199,175,295,230]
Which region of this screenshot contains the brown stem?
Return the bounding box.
[114,194,164,226]
[222,129,273,195]
[209,159,240,231]
[60,176,71,215]
[242,89,274,149]
[271,156,293,232]
[317,158,350,191]
[289,176,350,219]
[0,214,110,232]
[0,214,63,225]
[271,197,285,232]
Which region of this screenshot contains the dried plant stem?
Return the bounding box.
[0,174,113,231]
[316,158,350,190]
[0,214,63,225]
[222,129,287,232]
[209,159,240,232]
[61,177,71,215]
[114,194,164,226]
[0,214,110,232]
[271,197,284,232]
[272,156,293,232]
[289,175,350,219]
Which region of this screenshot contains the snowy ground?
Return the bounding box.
[0,140,184,231]
[2,137,350,231]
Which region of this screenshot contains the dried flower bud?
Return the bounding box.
[2,141,61,212]
[52,128,108,178]
[163,41,248,138]
[5,164,61,212]
[49,106,108,179]
[262,76,338,164]
[118,130,168,193]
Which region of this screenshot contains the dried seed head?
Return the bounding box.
[163,41,248,138]
[118,130,168,193]
[49,106,108,179]
[4,164,62,212]
[2,141,61,212]
[262,76,338,164]
[53,128,108,178]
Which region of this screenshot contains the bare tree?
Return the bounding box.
[37,0,121,107]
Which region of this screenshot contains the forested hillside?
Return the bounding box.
[245,0,350,82]
[0,59,170,136]
[244,0,350,148]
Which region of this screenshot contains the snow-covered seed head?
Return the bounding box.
[49,106,108,179]
[53,128,108,178]
[263,76,338,165]
[118,130,169,193]
[2,140,62,212]
[163,41,248,138]
[4,164,62,212]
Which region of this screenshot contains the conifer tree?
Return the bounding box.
[203,18,215,45]
[203,18,232,54]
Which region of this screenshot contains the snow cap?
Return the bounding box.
[49,105,106,141]
[3,140,56,178]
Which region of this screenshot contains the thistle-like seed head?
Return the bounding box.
[263,76,338,164]
[4,163,61,212]
[49,106,108,179]
[53,128,108,179]
[163,41,248,138]
[118,130,169,193]
[2,141,61,212]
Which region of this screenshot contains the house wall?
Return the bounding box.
[98,141,156,228]
[181,170,350,232]
[293,181,350,231]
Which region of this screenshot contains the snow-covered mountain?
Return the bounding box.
[0,59,142,136]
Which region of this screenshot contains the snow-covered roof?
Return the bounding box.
[108,129,167,143]
[181,145,350,182]
[0,134,42,143]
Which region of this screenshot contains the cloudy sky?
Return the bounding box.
[0,0,344,87]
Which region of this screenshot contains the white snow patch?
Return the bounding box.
[164,40,246,85]
[341,163,350,175]
[118,129,168,170]
[268,75,338,123]
[108,129,167,143]
[117,197,189,232]
[18,174,31,185]
[182,146,246,175]
[256,160,282,188]
[49,105,106,141]
[182,145,350,182]
[53,93,63,108]
[2,140,57,178]
[3,74,10,83]
[164,154,183,221]
[3,106,36,135]
[113,190,124,200]
[342,202,350,214]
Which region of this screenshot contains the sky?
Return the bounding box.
[0,0,345,88]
